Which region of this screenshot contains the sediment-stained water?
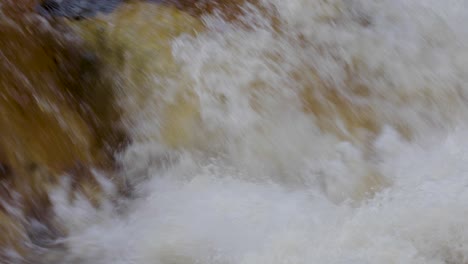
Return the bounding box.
[2,0,468,263]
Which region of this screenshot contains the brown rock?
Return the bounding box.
[0,0,126,260]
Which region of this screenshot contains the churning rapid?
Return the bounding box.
[3,0,468,263]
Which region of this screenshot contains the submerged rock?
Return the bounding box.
[69,1,205,148]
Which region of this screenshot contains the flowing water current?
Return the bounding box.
[4,0,468,263]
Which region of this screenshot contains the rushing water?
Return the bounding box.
[4,0,468,263]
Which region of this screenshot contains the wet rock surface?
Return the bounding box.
[68,1,205,149]
[0,0,126,261]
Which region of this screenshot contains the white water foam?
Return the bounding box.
[51,1,468,263]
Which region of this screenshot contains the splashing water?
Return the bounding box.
[41,0,468,263]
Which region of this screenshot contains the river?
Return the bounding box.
[2,0,468,263]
